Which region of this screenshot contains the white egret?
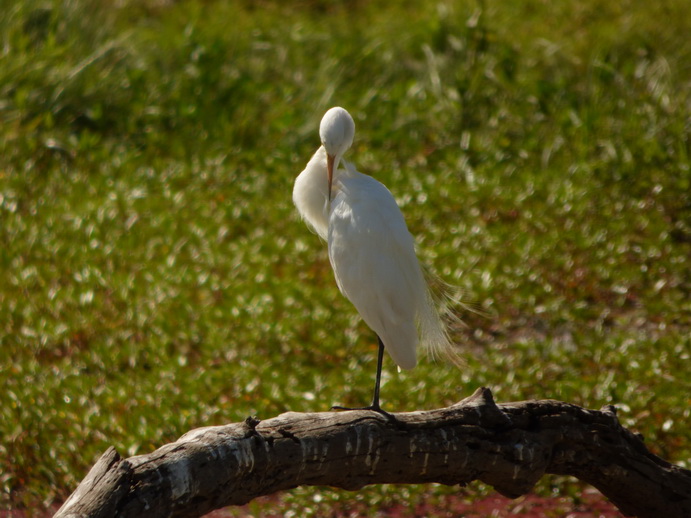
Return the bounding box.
[293,106,454,414]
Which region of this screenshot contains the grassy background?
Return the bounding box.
[1,0,689,515]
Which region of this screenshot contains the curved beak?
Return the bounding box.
[326,153,335,201]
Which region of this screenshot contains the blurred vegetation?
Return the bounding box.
[1,0,689,515]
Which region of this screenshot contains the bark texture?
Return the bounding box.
[54,388,691,518]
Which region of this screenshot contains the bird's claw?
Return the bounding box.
[331,404,398,423]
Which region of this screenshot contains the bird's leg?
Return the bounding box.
[331,336,396,422]
[369,336,386,411]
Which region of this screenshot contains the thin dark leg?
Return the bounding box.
[369,336,386,410]
[332,336,395,421]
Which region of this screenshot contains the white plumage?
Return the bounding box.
[293,107,452,409]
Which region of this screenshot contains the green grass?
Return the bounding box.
[1,0,690,514]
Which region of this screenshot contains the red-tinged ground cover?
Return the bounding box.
[1,487,623,517]
[207,489,623,517]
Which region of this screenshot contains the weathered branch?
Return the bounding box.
[55,387,691,518]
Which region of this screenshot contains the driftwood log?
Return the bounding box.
[54,387,691,518]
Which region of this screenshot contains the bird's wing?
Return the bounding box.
[327,171,426,369]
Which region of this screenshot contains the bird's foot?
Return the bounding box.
[331,403,398,423]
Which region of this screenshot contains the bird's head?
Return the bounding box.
[319,107,355,201]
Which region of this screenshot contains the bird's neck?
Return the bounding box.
[310,146,331,195]
[293,146,331,240]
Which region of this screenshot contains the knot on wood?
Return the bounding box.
[599,404,620,425]
[244,415,261,437]
[454,387,512,428]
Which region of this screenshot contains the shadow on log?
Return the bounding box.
[54,387,691,518]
